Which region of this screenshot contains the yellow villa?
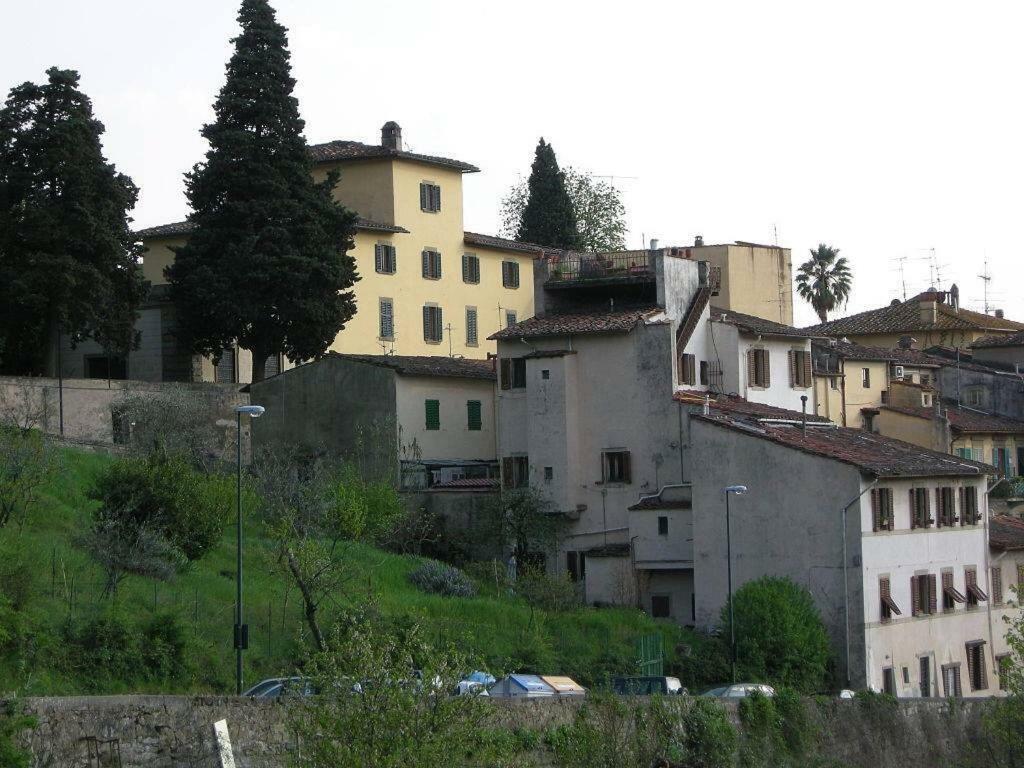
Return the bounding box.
[70,122,546,384]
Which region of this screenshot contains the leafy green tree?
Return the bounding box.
[721,576,831,693]
[501,167,626,251]
[478,488,563,561]
[795,244,852,323]
[167,0,358,383]
[982,588,1023,766]
[0,427,55,530]
[0,67,145,375]
[515,138,581,250]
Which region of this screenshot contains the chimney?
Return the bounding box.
[649,238,659,250]
[919,296,938,325]
[694,235,704,247]
[995,309,1005,319]
[949,283,960,312]
[381,121,402,150]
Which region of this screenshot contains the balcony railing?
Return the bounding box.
[547,251,653,282]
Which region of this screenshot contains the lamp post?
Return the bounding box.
[724,485,748,684]
[234,404,265,695]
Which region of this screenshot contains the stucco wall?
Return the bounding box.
[874,408,949,453]
[691,244,793,326]
[395,375,496,461]
[972,345,1024,369]
[711,324,814,412]
[935,363,1024,421]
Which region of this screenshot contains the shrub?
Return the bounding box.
[0,700,34,768]
[516,565,581,612]
[408,560,476,598]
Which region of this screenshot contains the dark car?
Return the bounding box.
[612,676,688,696]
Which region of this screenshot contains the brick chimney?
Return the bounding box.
[919,296,938,325]
[381,121,402,150]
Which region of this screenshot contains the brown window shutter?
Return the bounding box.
[942,572,953,612]
[928,574,938,614]
[923,489,931,527]
[885,490,894,531]
[965,646,976,690]
[761,350,771,387]
[911,575,921,616]
[802,352,812,387]
[502,457,513,489]
[747,349,756,387]
[953,666,962,697]
[871,489,881,532]
[910,489,918,530]
[936,489,944,528]
[500,359,511,390]
[991,567,1003,604]
[958,487,964,526]
[788,350,796,387]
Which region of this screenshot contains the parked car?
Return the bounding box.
[701,683,776,698]
[243,677,316,698]
[455,671,495,696]
[612,676,688,696]
[838,689,856,699]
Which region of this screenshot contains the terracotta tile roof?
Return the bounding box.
[490,306,660,341]
[879,403,1024,435]
[628,496,692,511]
[972,331,1024,349]
[674,390,831,423]
[463,232,554,255]
[990,514,1024,550]
[332,353,495,381]
[136,217,409,240]
[695,413,990,478]
[307,139,479,173]
[803,293,1024,337]
[431,478,500,490]
[812,340,940,367]
[709,306,813,338]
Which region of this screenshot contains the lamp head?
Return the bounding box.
[236,405,266,418]
[724,485,748,495]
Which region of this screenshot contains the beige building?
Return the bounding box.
[804,288,1024,350]
[89,123,546,384]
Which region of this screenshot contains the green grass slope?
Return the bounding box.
[0,445,684,695]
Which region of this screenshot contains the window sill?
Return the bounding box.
[422,276,442,281]
[503,285,520,290]
[463,280,480,285]
[379,337,395,343]
[375,270,397,276]
[424,339,442,345]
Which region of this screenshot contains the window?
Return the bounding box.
[602,450,632,484]
[374,243,397,274]
[909,488,932,529]
[467,400,482,431]
[465,307,478,346]
[699,360,709,386]
[505,310,518,328]
[963,387,983,407]
[502,260,520,288]
[651,595,671,618]
[500,358,527,389]
[789,349,812,388]
[954,447,974,460]
[679,352,696,385]
[425,399,440,430]
[747,348,770,388]
[264,354,282,378]
[706,360,724,388]
[862,367,871,388]
[910,573,937,616]
[544,466,553,481]
[658,516,669,536]
[997,655,1012,691]
[921,374,931,387]
[871,488,894,532]
[965,567,988,608]
[942,664,962,698]
[936,487,956,527]
[882,667,897,696]
[919,656,931,698]
[541,369,550,380]
[502,455,529,488]
[942,571,966,611]
[966,641,988,691]
[215,347,236,384]
[829,376,839,391]
[379,298,394,340]
[462,254,480,284]
[879,576,901,622]
[85,355,127,380]
[567,551,586,582]
[421,249,442,279]
[993,446,1012,477]
[422,305,443,343]
[991,566,1003,605]
[419,182,441,212]
[960,486,979,525]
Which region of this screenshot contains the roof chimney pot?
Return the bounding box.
[995,309,1005,319]
[381,121,402,150]
[649,238,659,250]
[694,235,704,247]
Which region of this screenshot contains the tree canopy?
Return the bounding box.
[795,244,852,323]
[0,67,145,375]
[514,138,581,250]
[167,0,358,382]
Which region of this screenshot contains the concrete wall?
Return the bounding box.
[584,553,638,606]
[639,568,695,626]
[972,344,1024,369]
[935,363,1024,421]
[395,375,496,461]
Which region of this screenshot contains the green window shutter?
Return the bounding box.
[467,400,482,430]
[425,399,440,430]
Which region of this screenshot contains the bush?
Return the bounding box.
[516,565,581,612]
[722,576,832,693]
[0,700,34,768]
[408,560,476,598]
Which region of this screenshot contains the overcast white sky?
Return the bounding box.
[3,0,1023,327]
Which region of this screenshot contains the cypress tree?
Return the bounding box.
[0,68,145,376]
[167,0,358,383]
[516,138,580,250]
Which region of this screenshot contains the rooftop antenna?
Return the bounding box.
[445,323,454,357]
[773,223,779,247]
[978,255,992,315]
[892,254,909,300]
[593,174,638,191]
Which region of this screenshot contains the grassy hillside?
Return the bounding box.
[0,445,684,695]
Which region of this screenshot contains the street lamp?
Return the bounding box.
[235,404,265,695]
[724,485,748,684]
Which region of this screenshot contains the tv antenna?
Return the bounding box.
[593,174,638,190]
[978,256,992,315]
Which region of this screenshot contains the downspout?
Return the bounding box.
[842,477,879,688]
[840,362,848,427]
[677,401,686,484]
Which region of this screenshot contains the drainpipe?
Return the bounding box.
[841,478,879,688]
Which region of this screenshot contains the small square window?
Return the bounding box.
[425,399,440,430]
[602,450,631,484]
[502,261,520,288]
[505,310,518,327]
[657,516,669,536]
[651,595,671,618]
[420,182,441,212]
[544,466,553,481]
[542,370,550,380]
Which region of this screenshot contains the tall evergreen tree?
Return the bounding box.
[516,138,580,250]
[167,0,358,383]
[0,68,145,376]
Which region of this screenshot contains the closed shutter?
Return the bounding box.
[936,489,944,528]
[788,350,797,387]
[432,185,441,211]
[928,574,938,615]
[420,183,428,210]
[375,243,384,273]
[802,352,812,388]
[953,666,962,697]
[510,262,519,287]
[871,489,881,532]
[264,354,281,377]
[922,489,931,527]
[502,457,514,489]
[747,349,757,387]
[991,567,1003,605]
[425,399,440,430]
[466,308,478,346]
[379,299,394,339]
[467,400,482,431]
[910,489,918,530]
[422,306,441,342]
[215,348,236,384]
[760,350,770,387]
[462,254,469,282]
[422,250,429,277]
[911,575,921,616]
[500,358,511,390]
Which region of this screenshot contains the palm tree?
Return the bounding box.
[796,244,852,323]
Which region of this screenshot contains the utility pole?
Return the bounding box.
[978,256,992,315]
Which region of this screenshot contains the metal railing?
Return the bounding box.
[547,252,653,282]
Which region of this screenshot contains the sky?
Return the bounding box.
[3,0,1023,327]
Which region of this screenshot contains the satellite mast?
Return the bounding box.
[978,256,992,314]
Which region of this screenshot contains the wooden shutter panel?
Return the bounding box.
[747,349,757,387]
[500,359,511,390]
[942,571,953,611]
[511,262,519,287]
[923,489,931,527]
[422,306,431,341]
[420,183,428,210]
[502,457,513,489]
[928,574,938,615]
[788,350,796,387]
[911,575,921,616]
[761,350,770,387]
[375,243,384,272]
[871,489,881,532]
[910,489,918,530]
[965,647,976,691]
[802,352,812,388]
[422,250,430,277]
[936,489,944,528]
[433,185,441,211]
[991,567,1003,604]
